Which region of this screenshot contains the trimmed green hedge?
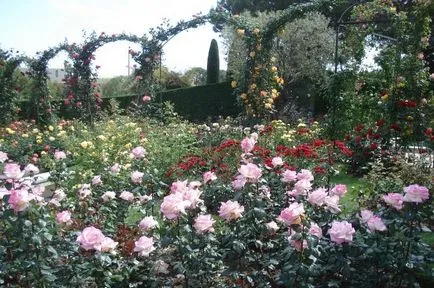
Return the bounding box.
[18,82,241,122]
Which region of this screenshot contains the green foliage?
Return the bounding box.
[206,39,220,84]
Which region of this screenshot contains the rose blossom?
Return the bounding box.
[281,169,297,183]
[56,210,72,225]
[360,209,374,223]
[100,237,118,253]
[131,171,144,184]
[101,191,116,202]
[131,146,147,159]
[8,189,32,212]
[232,174,246,190]
[193,214,215,234]
[308,188,327,206]
[110,163,121,174]
[78,184,91,199]
[309,223,323,238]
[296,169,314,182]
[0,151,8,163]
[330,184,348,197]
[271,157,284,167]
[160,192,190,220]
[119,191,134,201]
[324,195,341,214]
[154,260,170,275]
[218,200,244,221]
[142,95,151,102]
[367,216,387,232]
[240,136,256,153]
[292,179,312,196]
[170,180,189,194]
[49,189,66,206]
[328,221,355,244]
[139,216,159,232]
[203,171,217,184]
[24,164,39,175]
[134,236,155,257]
[182,188,203,209]
[382,193,404,210]
[76,226,106,251]
[91,175,103,186]
[238,163,262,183]
[403,184,430,203]
[266,221,279,233]
[3,163,23,179]
[278,202,304,226]
[54,151,66,161]
[188,181,201,189]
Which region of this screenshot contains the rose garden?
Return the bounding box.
[0,0,433,287]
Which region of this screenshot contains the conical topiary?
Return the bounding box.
[206,39,220,84]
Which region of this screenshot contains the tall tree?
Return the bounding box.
[207,39,220,84]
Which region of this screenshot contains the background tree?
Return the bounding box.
[207,39,220,84]
[182,67,207,86]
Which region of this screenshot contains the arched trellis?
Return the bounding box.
[214,0,330,118]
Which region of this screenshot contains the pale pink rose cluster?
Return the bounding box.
[288,229,308,252]
[131,171,144,184]
[306,185,345,214]
[131,146,147,159]
[54,150,67,161]
[328,221,355,244]
[139,216,159,232]
[286,169,314,197]
[360,209,387,232]
[382,185,429,210]
[271,157,284,167]
[237,163,262,183]
[3,163,24,180]
[56,210,72,225]
[8,189,33,212]
[0,151,8,163]
[78,184,92,199]
[24,163,39,175]
[48,189,66,206]
[161,180,203,220]
[91,175,103,186]
[76,226,118,253]
[119,191,135,201]
[218,200,244,221]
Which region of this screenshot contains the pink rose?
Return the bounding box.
[170,180,189,194]
[110,163,121,174]
[382,193,404,210]
[278,202,304,226]
[54,151,66,161]
[24,164,39,175]
[203,171,217,184]
[142,95,151,102]
[309,223,322,238]
[241,136,256,153]
[3,163,23,180]
[293,179,312,196]
[91,175,103,186]
[131,146,147,159]
[360,209,374,223]
[193,214,215,234]
[271,157,284,167]
[232,175,246,190]
[8,189,32,212]
[101,191,116,202]
[296,169,314,182]
[134,236,155,256]
[78,184,91,199]
[367,216,387,232]
[160,192,190,220]
[119,191,134,201]
[182,188,203,209]
[76,226,106,251]
[139,216,159,232]
[56,210,72,225]
[0,151,8,163]
[218,200,244,221]
[100,237,118,253]
[131,171,144,184]
[289,238,308,252]
[281,169,297,183]
[403,184,429,203]
[324,195,341,214]
[308,188,327,206]
[238,163,262,183]
[265,220,279,233]
[330,184,347,197]
[328,221,355,244]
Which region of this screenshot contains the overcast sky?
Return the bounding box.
[0,0,227,78]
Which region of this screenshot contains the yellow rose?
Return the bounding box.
[22,134,29,138]
[125,143,132,149]
[231,81,237,88]
[32,128,39,134]
[390,7,396,13]
[6,128,15,135]
[36,139,43,144]
[41,151,47,156]
[237,29,245,36]
[240,93,248,100]
[265,103,272,109]
[253,28,260,34]
[48,125,54,132]
[249,51,256,58]
[49,136,55,141]
[271,66,278,72]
